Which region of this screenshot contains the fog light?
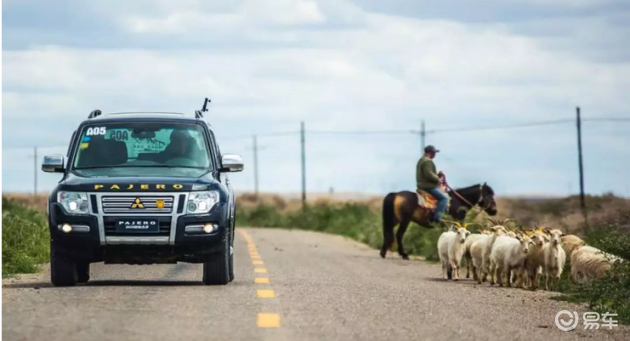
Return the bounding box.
[61,224,73,233]
[203,223,215,233]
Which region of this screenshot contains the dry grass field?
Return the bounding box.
[5,191,629,236]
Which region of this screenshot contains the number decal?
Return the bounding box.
[109,130,129,141]
[86,127,107,136]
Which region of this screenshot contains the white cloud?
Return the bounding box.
[2,0,629,196]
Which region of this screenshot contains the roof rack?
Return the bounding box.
[87,111,188,119]
[195,97,211,119]
[103,112,185,116]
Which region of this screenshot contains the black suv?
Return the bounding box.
[41,99,243,286]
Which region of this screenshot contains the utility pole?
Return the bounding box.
[246,135,264,198]
[576,107,587,223]
[27,147,38,196]
[253,135,259,197]
[34,146,38,196]
[420,120,426,152]
[300,121,306,209]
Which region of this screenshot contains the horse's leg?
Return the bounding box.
[396,219,411,260]
[380,193,398,259]
[380,223,396,259]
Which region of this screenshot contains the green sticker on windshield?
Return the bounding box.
[80,142,89,149]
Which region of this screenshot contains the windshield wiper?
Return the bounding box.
[73,166,117,170]
[120,165,207,169]
[81,165,207,169]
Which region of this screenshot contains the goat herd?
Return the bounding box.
[437,218,623,291]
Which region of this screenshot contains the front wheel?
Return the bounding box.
[50,242,78,287]
[202,228,232,285]
[77,262,90,283]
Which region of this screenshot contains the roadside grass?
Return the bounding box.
[2,196,50,278]
[550,211,630,324]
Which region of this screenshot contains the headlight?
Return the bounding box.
[57,191,89,215]
[187,191,219,214]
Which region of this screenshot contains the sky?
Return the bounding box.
[2,0,630,197]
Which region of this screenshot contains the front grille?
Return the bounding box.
[103,216,172,236]
[101,195,175,214]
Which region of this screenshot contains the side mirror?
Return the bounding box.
[42,154,65,173]
[220,153,243,173]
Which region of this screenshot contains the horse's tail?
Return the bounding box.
[380,192,397,258]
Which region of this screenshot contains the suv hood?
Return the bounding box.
[57,172,220,192]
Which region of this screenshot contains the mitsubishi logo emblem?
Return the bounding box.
[130,198,145,209]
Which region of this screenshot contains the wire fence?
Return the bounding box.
[3,115,629,198]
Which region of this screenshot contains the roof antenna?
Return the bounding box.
[195,97,211,119]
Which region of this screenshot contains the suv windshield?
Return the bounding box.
[71,121,214,177]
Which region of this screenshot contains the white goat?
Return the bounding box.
[538,228,567,291]
[560,234,585,261]
[437,224,471,280]
[523,229,549,290]
[570,245,623,283]
[489,232,533,287]
[470,225,507,284]
[463,229,491,280]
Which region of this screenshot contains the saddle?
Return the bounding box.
[416,185,450,210]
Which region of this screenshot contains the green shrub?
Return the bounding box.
[2,196,50,277]
[554,210,630,324]
[236,201,483,262]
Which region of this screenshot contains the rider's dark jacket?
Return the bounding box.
[416,155,440,191]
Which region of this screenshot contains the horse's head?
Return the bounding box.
[479,182,497,216]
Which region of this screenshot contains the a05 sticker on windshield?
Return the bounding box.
[86,127,107,135]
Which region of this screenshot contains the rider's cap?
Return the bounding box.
[424,145,439,153]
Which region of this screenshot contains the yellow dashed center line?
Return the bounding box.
[257,313,280,328]
[238,229,280,328]
[254,277,270,284]
[257,290,275,298]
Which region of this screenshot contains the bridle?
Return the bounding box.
[440,174,494,212]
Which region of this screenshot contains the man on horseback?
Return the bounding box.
[416,145,448,224]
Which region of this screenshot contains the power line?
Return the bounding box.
[4,117,628,149]
[425,119,574,134]
[218,131,299,140]
[307,130,416,135]
[582,117,630,122]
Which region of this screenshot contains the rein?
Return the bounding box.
[440,174,485,210]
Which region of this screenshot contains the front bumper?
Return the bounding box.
[49,192,229,261]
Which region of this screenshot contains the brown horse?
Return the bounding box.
[379,183,498,260]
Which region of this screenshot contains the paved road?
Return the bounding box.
[3,228,630,341]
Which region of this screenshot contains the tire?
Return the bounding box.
[50,242,78,287]
[229,217,235,282]
[202,227,231,285]
[77,262,90,284]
